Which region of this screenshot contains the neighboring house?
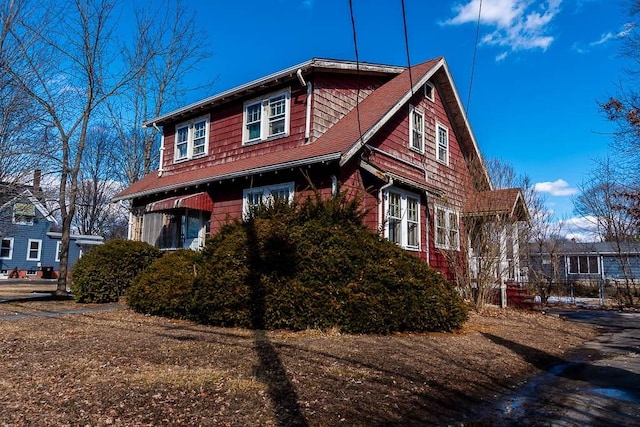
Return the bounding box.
[113,57,527,282]
[529,241,640,283]
[0,173,104,279]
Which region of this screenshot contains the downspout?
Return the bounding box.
[424,191,430,265]
[152,122,164,177]
[297,68,312,141]
[378,177,394,236]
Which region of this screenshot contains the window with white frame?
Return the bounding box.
[0,238,14,259]
[243,89,291,144]
[424,82,435,101]
[567,255,599,275]
[435,206,459,250]
[26,239,42,261]
[436,122,449,165]
[409,105,425,153]
[55,241,62,262]
[174,115,209,162]
[242,182,294,217]
[384,188,420,250]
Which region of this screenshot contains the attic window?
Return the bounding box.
[424,82,435,102]
[174,115,210,162]
[13,203,36,225]
[243,89,291,144]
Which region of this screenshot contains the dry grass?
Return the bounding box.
[0,300,597,426]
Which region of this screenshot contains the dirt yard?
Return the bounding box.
[0,294,599,426]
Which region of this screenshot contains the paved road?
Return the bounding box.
[479,309,640,426]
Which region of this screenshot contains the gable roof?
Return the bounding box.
[463,188,529,221]
[530,241,640,256]
[114,57,491,202]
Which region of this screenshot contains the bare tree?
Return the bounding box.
[108,0,214,185]
[574,159,637,306]
[74,125,128,239]
[446,158,533,310]
[1,0,154,295]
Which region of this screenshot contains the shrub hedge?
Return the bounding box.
[127,250,201,318]
[71,239,162,303]
[129,192,468,333]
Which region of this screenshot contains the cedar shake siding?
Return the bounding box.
[114,57,526,282]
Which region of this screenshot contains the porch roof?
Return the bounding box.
[463,188,529,221]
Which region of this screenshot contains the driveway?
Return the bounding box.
[479,309,640,426]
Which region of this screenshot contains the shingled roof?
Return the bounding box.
[114,57,490,202]
[463,188,529,221]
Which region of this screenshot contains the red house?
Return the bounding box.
[113,57,527,283]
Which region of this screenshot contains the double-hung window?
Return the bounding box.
[174,115,209,162]
[243,89,291,144]
[26,239,42,261]
[436,122,449,165]
[384,188,420,251]
[409,105,425,153]
[435,207,459,250]
[242,182,294,218]
[0,238,13,259]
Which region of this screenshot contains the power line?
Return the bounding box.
[349,0,364,145]
[400,0,414,94]
[467,0,483,114]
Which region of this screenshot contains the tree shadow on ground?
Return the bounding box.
[246,218,309,427]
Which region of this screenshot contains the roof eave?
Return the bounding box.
[112,152,342,202]
[143,58,405,127]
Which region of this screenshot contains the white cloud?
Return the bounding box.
[558,215,599,242]
[445,0,562,57]
[533,179,578,196]
[574,23,635,53]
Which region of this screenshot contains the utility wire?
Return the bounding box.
[400,0,414,94]
[349,0,364,145]
[467,0,483,114]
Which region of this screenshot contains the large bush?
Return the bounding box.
[130,192,466,333]
[127,250,201,318]
[71,240,162,303]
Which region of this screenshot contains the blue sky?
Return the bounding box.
[182,0,631,237]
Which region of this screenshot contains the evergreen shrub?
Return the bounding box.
[71,239,162,303]
[187,192,468,333]
[127,249,201,318]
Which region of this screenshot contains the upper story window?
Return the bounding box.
[26,239,42,261]
[174,115,210,162]
[384,188,420,251]
[242,182,294,218]
[567,255,599,275]
[435,206,459,251]
[424,82,435,102]
[243,89,291,144]
[409,105,425,153]
[436,122,449,165]
[0,238,13,259]
[13,203,36,225]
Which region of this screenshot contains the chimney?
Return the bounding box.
[33,170,42,200]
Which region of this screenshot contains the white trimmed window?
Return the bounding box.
[384,188,420,251]
[409,105,425,153]
[424,82,435,102]
[243,89,291,144]
[0,238,14,259]
[242,182,295,217]
[55,241,62,262]
[436,122,449,165]
[26,239,42,261]
[567,256,600,275]
[435,207,459,250]
[174,115,210,162]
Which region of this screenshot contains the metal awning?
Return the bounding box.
[145,192,213,213]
